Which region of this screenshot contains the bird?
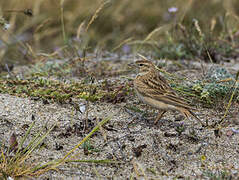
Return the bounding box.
[132,55,204,126]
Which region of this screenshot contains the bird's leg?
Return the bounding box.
[154,110,167,124]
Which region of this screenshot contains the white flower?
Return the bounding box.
[168,7,178,13]
[4,23,11,30]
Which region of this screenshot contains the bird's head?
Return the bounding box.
[128,54,156,75]
[134,60,154,75]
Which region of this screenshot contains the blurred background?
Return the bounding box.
[0,0,239,65]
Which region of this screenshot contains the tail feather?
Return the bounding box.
[179,108,204,126]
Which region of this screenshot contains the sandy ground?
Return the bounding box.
[1,58,239,179]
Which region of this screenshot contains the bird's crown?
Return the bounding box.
[135,54,155,74]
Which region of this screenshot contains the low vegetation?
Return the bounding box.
[0,0,239,179]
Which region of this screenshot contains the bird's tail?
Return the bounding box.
[179,107,204,126]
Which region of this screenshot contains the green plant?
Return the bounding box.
[0,120,55,178]
[0,116,116,178]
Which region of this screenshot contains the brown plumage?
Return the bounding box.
[133,57,203,126]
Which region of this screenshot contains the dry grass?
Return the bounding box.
[0,116,113,178]
[0,0,239,53]
[0,0,239,179]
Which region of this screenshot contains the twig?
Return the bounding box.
[218,70,239,125]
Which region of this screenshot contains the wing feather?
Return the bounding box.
[135,73,194,110]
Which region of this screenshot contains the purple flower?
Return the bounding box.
[122,44,131,54]
[168,7,178,13]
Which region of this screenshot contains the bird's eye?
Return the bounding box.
[139,64,143,66]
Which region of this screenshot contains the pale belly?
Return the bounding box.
[135,89,177,111]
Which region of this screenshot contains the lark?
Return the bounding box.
[132,55,204,126]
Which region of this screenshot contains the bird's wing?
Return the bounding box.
[136,75,194,110]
